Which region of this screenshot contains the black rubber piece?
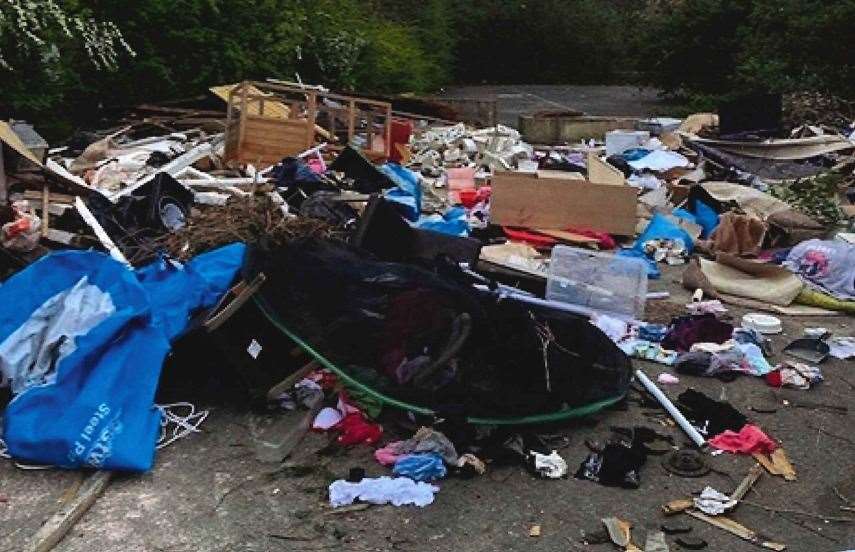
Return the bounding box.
[661,524,692,535]
[676,536,708,549]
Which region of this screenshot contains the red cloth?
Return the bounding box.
[765,370,783,388]
[709,424,777,454]
[502,227,557,247]
[334,412,383,446]
[565,227,617,250]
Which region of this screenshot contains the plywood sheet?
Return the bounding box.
[210,84,291,118]
[490,171,638,235]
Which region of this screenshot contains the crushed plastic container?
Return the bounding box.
[546,245,647,320]
[605,130,649,156]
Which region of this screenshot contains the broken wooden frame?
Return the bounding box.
[223,81,393,166]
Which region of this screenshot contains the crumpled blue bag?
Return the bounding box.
[0,243,245,471]
[392,452,447,482]
[414,207,470,237]
[634,213,694,254]
[381,163,422,222]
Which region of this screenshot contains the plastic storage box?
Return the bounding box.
[546,245,647,320]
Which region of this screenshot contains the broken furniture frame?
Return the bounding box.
[223,81,393,166]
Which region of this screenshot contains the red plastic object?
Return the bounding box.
[389,119,413,163]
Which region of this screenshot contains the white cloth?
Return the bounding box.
[694,486,737,515]
[328,476,438,508]
[628,150,690,172]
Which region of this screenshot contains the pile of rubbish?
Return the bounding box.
[1,83,854,550]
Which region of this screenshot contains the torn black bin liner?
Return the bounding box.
[329,146,395,193]
[353,195,482,266]
[271,157,338,209]
[247,237,633,419]
[86,172,194,263]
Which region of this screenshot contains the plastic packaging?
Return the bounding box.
[547,245,648,320]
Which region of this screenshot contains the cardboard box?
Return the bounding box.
[490,171,637,235]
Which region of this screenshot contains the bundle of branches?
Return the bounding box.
[783,92,855,131]
[161,194,341,260]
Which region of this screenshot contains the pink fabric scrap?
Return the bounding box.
[709,424,777,455]
[374,442,406,466]
[657,373,680,385]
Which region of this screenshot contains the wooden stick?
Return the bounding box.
[685,510,786,551]
[41,184,49,238]
[266,360,319,401]
[731,464,763,501]
[24,470,112,552]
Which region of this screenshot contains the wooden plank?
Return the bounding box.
[24,471,112,552]
[534,229,600,245]
[587,151,625,185]
[685,510,786,551]
[41,184,49,238]
[662,498,694,516]
[490,171,638,235]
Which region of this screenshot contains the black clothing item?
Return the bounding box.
[677,389,747,437]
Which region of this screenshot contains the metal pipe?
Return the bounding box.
[635,369,706,448]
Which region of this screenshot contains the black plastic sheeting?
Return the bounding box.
[246,238,633,418]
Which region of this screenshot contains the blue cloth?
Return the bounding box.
[381,163,422,222]
[1,244,245,472]
[414,207,469,237]
[392,453,447,482]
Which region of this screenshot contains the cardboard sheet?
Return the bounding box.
[490,171,637,235]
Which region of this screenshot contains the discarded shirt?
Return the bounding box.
[784,239,855,300]
[765,362,822,390]
[677,389,747,437]
[662,314,733,353]
[334,412,383,446]
[392,452,447,482]
[709,424,777,454]
[328,476,439,508]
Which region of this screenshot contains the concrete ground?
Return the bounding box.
[1,264,854,552]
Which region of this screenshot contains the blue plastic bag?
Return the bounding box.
[392,452,447,482]
[381,163,422,222]
[0,244,245,471]
[634,213,694,254]
[617,248,660,279]
[414,207,470,237]
[692,200,719,239]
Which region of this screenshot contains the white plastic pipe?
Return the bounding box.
[635,369,706,448]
